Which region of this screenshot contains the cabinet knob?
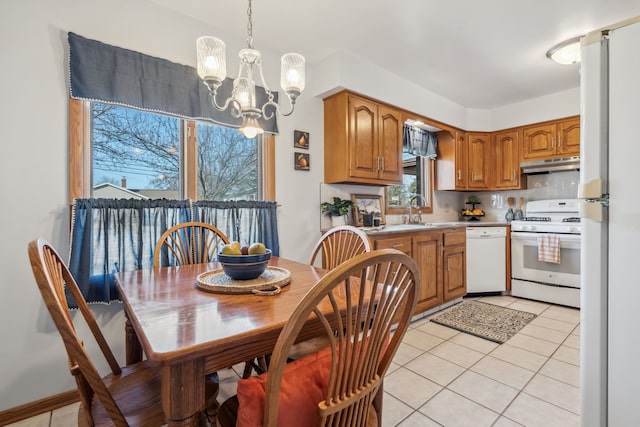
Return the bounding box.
[392,243,404,249]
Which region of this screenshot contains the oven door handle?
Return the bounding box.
[511,231,581,244]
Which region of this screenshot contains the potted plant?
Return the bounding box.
[321,197,354,227]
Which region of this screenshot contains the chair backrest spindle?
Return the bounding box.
[309,225,371,270]
[153,221,229,268]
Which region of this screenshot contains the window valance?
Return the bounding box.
[68,32,278,134]
[403,124,438,159]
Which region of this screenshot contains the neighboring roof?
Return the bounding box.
[134,189,181,199]
[93,182,148,199]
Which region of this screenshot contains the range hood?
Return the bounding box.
[520,156,580,174]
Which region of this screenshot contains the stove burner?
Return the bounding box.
[522,217,551,222]
[562,217,581,223]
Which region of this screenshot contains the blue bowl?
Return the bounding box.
[218,249,272,280]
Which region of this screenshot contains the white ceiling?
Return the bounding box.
[148,0,640,109]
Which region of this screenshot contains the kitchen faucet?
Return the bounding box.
[408,194,427,224]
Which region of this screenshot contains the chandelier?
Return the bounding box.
[196,0,306,138]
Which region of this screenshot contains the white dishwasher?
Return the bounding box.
[466,227,507,293]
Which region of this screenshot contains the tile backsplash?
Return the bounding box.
[320,170,580,228]
[462,170,580,221]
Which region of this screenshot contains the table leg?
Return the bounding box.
[161,359,205,426]
[124,315,143,365]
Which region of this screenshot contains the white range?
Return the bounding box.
[510,198,581,308]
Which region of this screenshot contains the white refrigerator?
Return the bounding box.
[579,16,640,426]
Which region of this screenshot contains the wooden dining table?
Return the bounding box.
[115,256,327,426]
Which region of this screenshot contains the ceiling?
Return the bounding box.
[149,0,640,109]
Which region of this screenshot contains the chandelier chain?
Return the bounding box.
[246,0,254,48]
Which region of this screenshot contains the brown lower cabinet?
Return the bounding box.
[370,229,466,314]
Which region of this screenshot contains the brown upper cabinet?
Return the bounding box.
[494,129,522,190]
[323,91,579,191]
[436,131,494,191]
[466,133,492,190]
[435,130,467,191]
[522,116,580,160]
[324,91,403,185]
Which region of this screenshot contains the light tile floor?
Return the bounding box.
[9,296,581,427]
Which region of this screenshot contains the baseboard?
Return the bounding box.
[0,390,79,425]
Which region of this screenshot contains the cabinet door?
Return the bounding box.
[455,131,467,190]
[522,123,556,160]
[412,232,443,311]
[348,95,378,180]
[494,130,521,189]
[443,244,466,301]
[467,133,491,189]
[377,105,403,183]
[557,117,580,156]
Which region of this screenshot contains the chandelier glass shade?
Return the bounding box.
[196,0,305,138]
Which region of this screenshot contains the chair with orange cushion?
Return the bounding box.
[28,238,174,426]
[308,225,371,269]
[217,248,420,427]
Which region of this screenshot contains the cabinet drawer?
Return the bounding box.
[373,236,412,255]
[444,230,465,247]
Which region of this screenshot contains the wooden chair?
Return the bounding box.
[217,249,420,427]
[285,225,373,361]
[28,238,173,426]
[153,221,261,420]
[153,221,229,268]
[309,225,371,269]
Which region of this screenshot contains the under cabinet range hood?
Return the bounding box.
[520,156,580,174]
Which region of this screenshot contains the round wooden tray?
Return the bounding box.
[196,266,291,296]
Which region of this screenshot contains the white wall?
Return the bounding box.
[0,0,581,411]
[0,0,323,410]
[491,87,580,130]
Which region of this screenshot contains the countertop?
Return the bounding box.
[361,221,509,235]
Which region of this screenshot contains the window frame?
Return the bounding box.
[69,98,276,203]
[385,155,434,215]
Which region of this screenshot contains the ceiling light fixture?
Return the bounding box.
[196,0,305,139]
[546,36,583,65]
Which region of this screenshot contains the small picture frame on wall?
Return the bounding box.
[294,130,309,149]
[294,152,310,170]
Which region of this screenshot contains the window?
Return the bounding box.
[386,155,433,215]
[196,122,259,200]
[69,99,275,202]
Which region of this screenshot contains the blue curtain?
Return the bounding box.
[68,198,192,306]
[403,124,438,159]
[68,198,280,306]
[68,32,279,134]
[194,200,280,256]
